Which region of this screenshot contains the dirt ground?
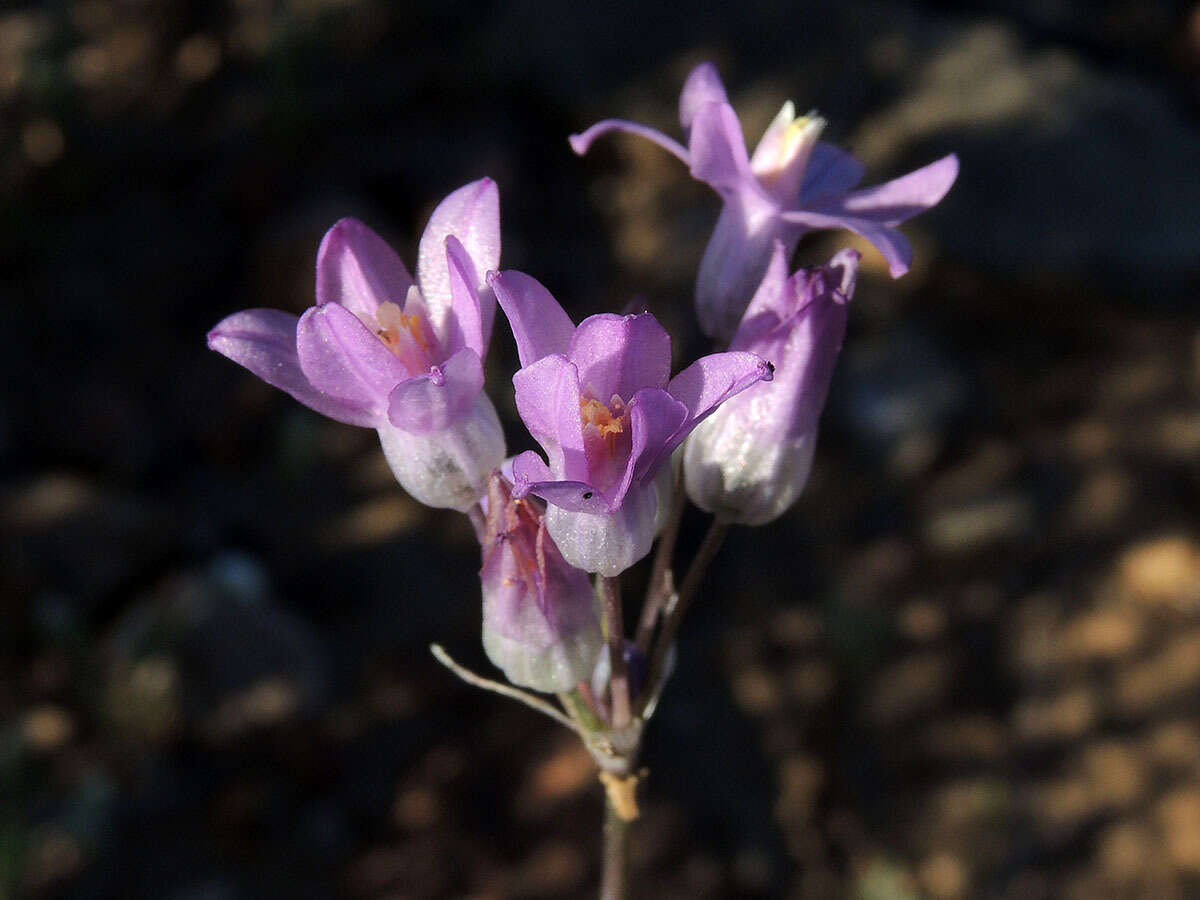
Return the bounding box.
[3,1,1200,897]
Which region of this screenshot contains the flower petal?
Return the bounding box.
[416,178,500,338]
[315,218,414,320]
[512,354,587,481]
[208,308,379,427]
[296,302,408,416]
[667,350,774,437]
[730,239,796,347]
[824,153,959,225]
[386,346,485,435]
[511,450,611,514]
[568,313,671,403]
[622,388,688,491]
[679,62,729,130]
[799,141,866,201]
[488,269,577,367]
[687,101,754,196]
[782,208,914,278]
[568,120,690,165]
[443,234,487,359]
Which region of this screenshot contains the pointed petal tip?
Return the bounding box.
[567,132,588,155]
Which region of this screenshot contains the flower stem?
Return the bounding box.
[635,478,686,653]
[429,644,583,735]
[640,518,730,715]
[600,790,631,900]
[602,576,632,730]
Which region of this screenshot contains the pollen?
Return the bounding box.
[580,396,626,438]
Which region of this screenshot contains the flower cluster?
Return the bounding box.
[209,63,956,702]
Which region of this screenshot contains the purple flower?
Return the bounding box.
[570,62,958,341]
[684,241,858,525]
[208,179,505,511]
[480,471,602,693]
[488,268,772,575]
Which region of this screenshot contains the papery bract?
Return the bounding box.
[684,241,858,525]
[489,268,772,575]
[571,62,957,341]
[479,472,603,693]
[208,180,505,511]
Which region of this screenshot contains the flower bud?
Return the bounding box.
[684,243,858,525]
[480,473,603,693]
[377,392,505,511]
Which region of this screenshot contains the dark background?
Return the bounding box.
[3,0,1200,897]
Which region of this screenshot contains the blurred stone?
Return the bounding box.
[516,739,594,819]
[23,830,84,894]
[20,705,74,753]
[511,840,585,896]
[897,598,946,642]
[1117,536,1200,611]
[1096,819,1154,883]
[864,652,951,728]
[919,852,968,900]
[1013,686,1097,744]
[923,492,1035,555]
[175,34,221,82]
[104,654,183,747]
[1059,607,1144,664]
[1157,788,1200,873]
[776,755,823,823]
[318,493,423,552]
[731,666,782,717]
[1062,467,1134,535]
[785,658,835,708]
[924,715,1008,764]
[1143,720,1200,773]
[201,677,299,742]
[1082,741,1145,811]
[1114,630,1200,716]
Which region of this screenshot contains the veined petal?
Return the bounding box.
[667,350,774,437]
[624,388,688,489]
[512,354,586,481]
[568,120,690,165]
[800,141,866,202]
[386,347,484,435]
[207,308,379,427]
[511,451,611,514]
[782,208,914,278]
[416,178,500,337]
[687,101,754,196]
[489,269,576,367]
[824,154,959,225]
[443,234,486,359]
[568,313,671,402]
[296,302,409,416]
[679,62,729,130]
[315,218,414,320]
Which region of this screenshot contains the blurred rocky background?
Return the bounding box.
[3,0,1200,897]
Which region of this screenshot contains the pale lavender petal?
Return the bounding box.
[208,308,379,427]
[687,101,753,196]
[679,62,728,130]
[799,142,866,202]
[512,354,587,481]
[694,196,790,342]
[315,218,414,320]
[825,154,959,225]
[386,347,484,435]
[730,239,794,348]
[622,388,688,490]
[296,302,408,415]
[488,269,576,367]
[510,451,611,514]
[568,313,671,403]
[443,234,485,359]
[668,350,774,434]
[568,120,690,165]
[782,208,914,278]
[416,178,500,335]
